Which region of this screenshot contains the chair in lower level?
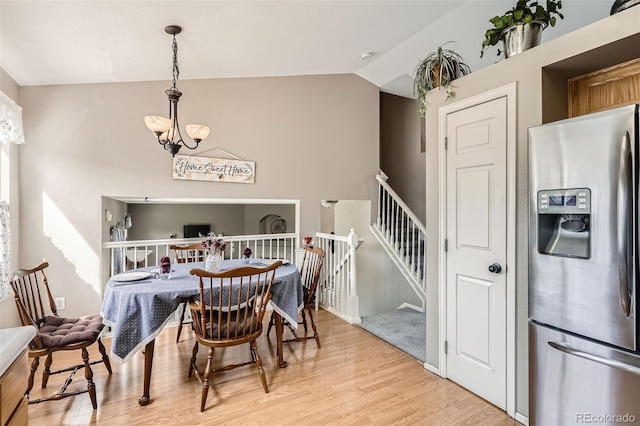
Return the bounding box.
[188,261,281,412]
[170,243,205,343]
[9,261,112,409]
[267,246,324,347]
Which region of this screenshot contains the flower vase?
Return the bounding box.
[205,251,223,272]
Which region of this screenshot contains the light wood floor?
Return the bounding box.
[27,309,520,425]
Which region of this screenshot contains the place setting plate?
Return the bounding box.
[110,271,152,282]
[262,259,290,266]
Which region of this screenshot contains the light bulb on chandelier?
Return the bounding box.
[144,25,210,156]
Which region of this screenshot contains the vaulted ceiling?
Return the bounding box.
[0,1,613,98]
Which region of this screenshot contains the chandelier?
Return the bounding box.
[144,25,209,156]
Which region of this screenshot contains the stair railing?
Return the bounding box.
[374,172,427,298]
[315,229,361,324]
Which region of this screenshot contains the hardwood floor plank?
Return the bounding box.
[27,309,519,425]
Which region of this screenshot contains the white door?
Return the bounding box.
[445,96,508,409]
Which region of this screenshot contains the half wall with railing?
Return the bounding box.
[103,233,298,276]
[103,230,365,323]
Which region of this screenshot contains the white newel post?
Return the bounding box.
[346,228,361,323]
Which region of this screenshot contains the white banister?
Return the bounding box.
[104,230,364,324]
[346,229,359,321]
[373,171,427,304]
[315,230,362,324]
[103,233,297,276]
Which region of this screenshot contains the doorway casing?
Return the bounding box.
[435,82,517,418]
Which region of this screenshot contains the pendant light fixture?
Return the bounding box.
[144,25,209,156]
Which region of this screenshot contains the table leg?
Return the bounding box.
[138,339,155,406]
[274,312,288,368]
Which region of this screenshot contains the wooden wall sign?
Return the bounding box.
[173,155,255,183]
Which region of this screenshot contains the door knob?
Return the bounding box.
[488,263,502,274]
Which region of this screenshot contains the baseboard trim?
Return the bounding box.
[422,361,441,377]
[515,412,529,425]
[397,302,424,312]
[321,305,361,324]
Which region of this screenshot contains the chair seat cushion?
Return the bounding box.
[200,311,261,339]
[38,314,104,347]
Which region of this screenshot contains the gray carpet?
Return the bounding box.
[358,307,426,362]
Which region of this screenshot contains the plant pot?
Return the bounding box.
[611,0,640,15]
[431,63,441,89]
[501,20,545,58]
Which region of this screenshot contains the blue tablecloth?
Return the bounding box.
[100,259,302,363]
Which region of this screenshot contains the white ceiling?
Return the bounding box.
[0,1,613,99]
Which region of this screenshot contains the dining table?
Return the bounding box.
[100,258,303,406]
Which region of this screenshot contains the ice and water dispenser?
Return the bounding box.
[536,188,591,259]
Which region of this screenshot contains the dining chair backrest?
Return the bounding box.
[170,243,205,264]
[9,261,56,330]
[300,247,324,305]
[189,261,282,343]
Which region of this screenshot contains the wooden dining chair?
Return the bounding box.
[9,261,112,409]
[170,242,206,264]
[267,246,324,348]
[188,261,282,412]
[170,243,205,343]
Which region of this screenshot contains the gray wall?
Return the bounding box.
[122,202,295,240]
[380,93,425,223]
[422,8,640,419]
[244,204,295,236]
[126,203,244,240]
[15,73,379,320]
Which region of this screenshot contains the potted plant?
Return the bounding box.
[481,0,564,58]
[413,42,471,117]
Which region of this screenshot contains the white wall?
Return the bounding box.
[423,7,640,418]
[334,200,420,317]
[16,73,379,320]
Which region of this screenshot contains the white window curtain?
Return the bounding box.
[0,201,11,299]
[0,91,25,145]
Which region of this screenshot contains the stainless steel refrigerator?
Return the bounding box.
[528,104,640,426]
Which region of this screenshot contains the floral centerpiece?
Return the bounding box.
[200,232,226,272]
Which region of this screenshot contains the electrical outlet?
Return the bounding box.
[54,296,66,311]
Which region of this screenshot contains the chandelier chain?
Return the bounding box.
[171,35,180,89]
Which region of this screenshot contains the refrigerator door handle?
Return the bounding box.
[549,341,640,376]
[618,130,632,318]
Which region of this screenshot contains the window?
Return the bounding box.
[0,91,23,299]
[0,200,11,299]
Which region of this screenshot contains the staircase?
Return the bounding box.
[370,171,427,311]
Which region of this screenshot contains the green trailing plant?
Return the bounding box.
[413,42,471,117]
[481,0,564,58]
